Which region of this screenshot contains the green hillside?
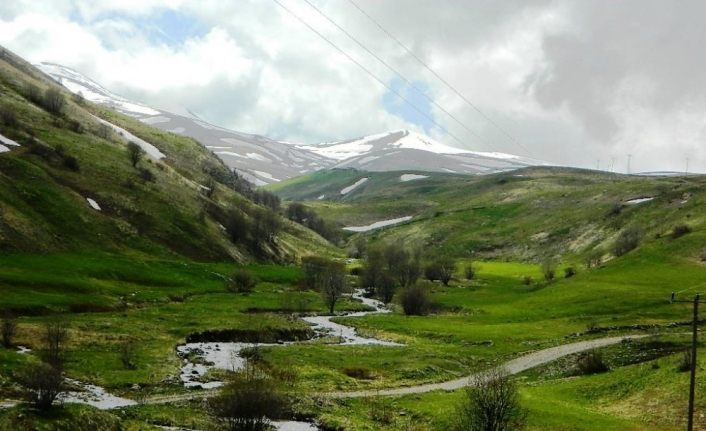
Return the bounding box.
[269,167,705,262]
[0,47,334,263]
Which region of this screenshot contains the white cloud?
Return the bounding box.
[1,0,706,172]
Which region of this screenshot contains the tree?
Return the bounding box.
[438,257,456,286]
[42,88,65,115]
[400,283,430,316]
[127,141,145,168]
[19,362,64,411]
[455,368,526,431]
[251,208,281,246]
[585,249,603,269]
[613,225,642,257]
[43,318,68,369]
[208,369,287,431]
[1,313,17,347]
[302,256,346,313]
[376,271,397,304]
[383,245,420,288]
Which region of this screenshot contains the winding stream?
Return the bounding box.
[177,289,401,388]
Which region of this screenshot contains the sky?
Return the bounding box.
[1,0,705,173]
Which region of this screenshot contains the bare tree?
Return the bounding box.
[42,88,65,115]
[119,338,137,370]
[43,318,68,368]
[20,362,64,411]
[302,256,347,313]
[400,283,431,316]
[1,313,17,347]
[127,141,145,168]
[455,368,526,431]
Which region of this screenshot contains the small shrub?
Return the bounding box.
[586,249,603,268]
[42,318,68,369]
[1,313,17,347]
[0,105,17,127]
[343,367,376,380]
[613,225,642,257]
[67,119,83,133]
[672,224,692,239]
[541,260,556,282]
[97,123,112,140]
[424,262,442,282]
[564,267,576,278]
[138,168,155,182]
[368,397,394,425]
[25,83,43,105]
[62,155,80,172]
[677,349,693,373]
[227,269,257,294]
[119,338,137,370]
[606,203,622,217]
[400,284,430,316]
[208,370,287,431]
[350,266,362,276]
[576,350,609,375]
[464,264,475,280]
[521,275,533,286]
[42,88,65,115]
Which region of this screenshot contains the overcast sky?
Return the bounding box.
[1,0,705,173]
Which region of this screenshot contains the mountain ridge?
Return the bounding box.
[37,63,545,184]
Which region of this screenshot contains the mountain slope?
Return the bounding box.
[0,46,332,262]
[37,63,544,183]
[270,167,706,261]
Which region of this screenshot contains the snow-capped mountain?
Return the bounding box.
[37,63,544,183]
[297,130,542,174]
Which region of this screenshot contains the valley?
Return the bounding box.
[0,42,705,431]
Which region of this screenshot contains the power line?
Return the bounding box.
[346,0,531,156]
[299,0,488,149]
[271,0,469,148]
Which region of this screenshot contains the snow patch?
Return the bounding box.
[246,152,270,162]
[92,116,165,159]
[317,194,325,200]
[140,116,171,125]
[340,178,368,195]
[86,198,101,211]
[625,197,654,205]
[252,170,280,182]
[343,216,413,232]
[400,174,428,182]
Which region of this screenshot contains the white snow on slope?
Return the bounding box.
[0,133,20,153]
[92,116,165,159]
[86,198,101,211]
[340,177,368,195]
[343,216,413,232]
[400,174,428,182]
[140,116,171,124]
[625,197,654,205]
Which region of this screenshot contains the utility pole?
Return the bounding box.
[671,292,704,431]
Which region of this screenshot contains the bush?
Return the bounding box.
[1,313,17,347]
[343,367,376,380]
[606,203,622,217]
[96,123,112,140]
[521,275,533,286]
[208,370,287,431]
[576,350,609,375]
[613,226,642,257]
[586,249,603,268]
[62,155,80,172]
[455,367,525,431]
[301,256,347,313]
[564,267,576,278]
[677,349,693,373]
[464,264,475,280]
[672,224,692,239]
[541,260,556,282]
[119,338,137,370]
[0,105,17,127]
[19,362,64,411]
[67,119,83,134]
[42,88,65,115]
[425,257,456,286]
[424,262,442,282]
[227,269,257,294]
[25,83,43,105]
[139,168,155,182]
[399,284,430,316]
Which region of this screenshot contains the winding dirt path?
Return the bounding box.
[144,334,648,404]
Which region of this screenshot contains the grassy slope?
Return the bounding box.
[268,168,706,261]
[0,47,335,263]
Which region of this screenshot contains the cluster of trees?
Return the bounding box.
[285,203,340,243]
[424,257,457,286]
[25,84,65,115]
[302,256,347,313]
[201,160,280,212]
[225,208,282,257]
[360,244,422,304]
